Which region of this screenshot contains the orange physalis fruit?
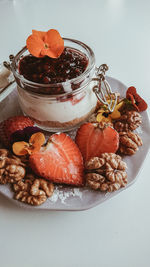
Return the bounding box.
[26,29,64,58]
[12,132,45,156]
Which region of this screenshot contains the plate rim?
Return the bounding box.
[0,75,150,211]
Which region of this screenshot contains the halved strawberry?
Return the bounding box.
[0,116,34,147]
[75,122,119,162]
[29,133,84,186]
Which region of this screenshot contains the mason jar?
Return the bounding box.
[11,38,98,132]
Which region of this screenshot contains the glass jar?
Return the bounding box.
[11,38,98,132]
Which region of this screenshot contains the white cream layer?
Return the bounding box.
[17,85,97,123]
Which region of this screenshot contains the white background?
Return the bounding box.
[0,0,150,266]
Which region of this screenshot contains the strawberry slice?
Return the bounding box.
[0,116,34,147]
[75,122,119,161]
[29,133,84,186]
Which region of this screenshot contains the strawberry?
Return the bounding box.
[0,116,34,147]
[29,133,84,186]
[75,122,119,162]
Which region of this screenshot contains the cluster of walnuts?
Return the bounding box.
[0,149,54,206]
[86,107,143,193]
[114,110,143,155]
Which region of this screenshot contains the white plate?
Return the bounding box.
[0,76,150,211]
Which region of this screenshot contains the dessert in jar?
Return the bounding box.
[11,29,98,132]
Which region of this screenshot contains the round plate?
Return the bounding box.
[0,76,150,211]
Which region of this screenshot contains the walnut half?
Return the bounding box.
[13,174,54,206]
[85,153,127,193]
[0,149,26,184]
[114,110,142,132]
[119,131,143,155]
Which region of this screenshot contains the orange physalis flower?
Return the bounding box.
[12,132,45,156]
[26,29,64,58]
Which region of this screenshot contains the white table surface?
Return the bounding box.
[0,0,150,266]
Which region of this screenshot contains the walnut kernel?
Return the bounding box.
[114,110,142,132]
[85,153,127,193]
[119,131,143,155]
[13,174,54,206]
[0,149,26,184]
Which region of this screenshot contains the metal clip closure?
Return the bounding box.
[92,64,117,112]
[3,54,14,71]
